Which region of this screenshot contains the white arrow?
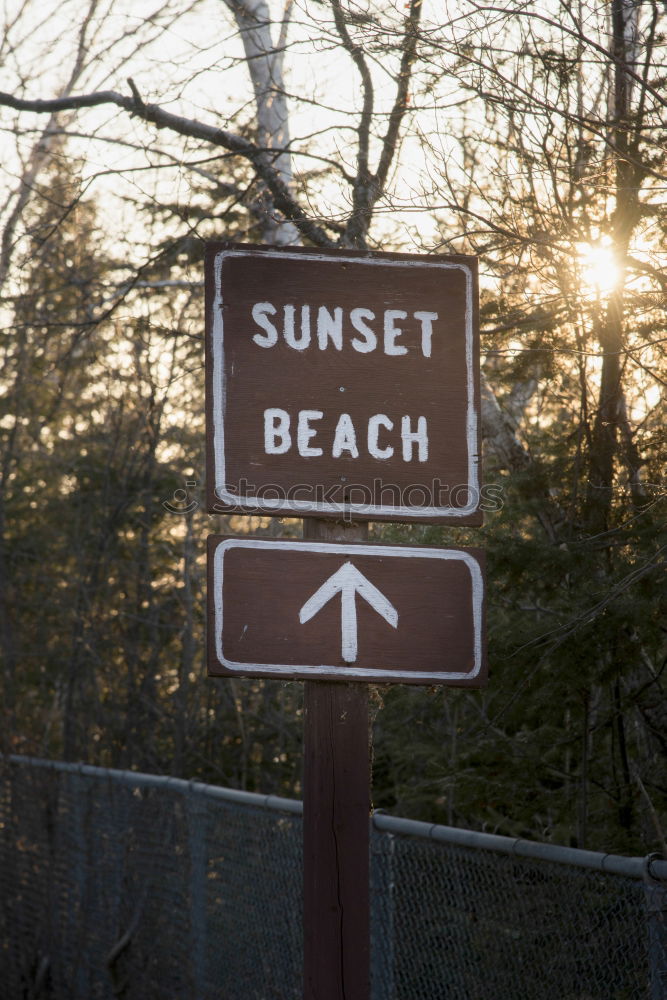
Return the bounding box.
[298,561,398,664]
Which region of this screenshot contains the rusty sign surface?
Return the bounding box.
[205,243,481,524]
[207,536,486,686]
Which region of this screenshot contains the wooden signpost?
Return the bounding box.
[205,243,485,1000]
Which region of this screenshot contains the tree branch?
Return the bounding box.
[330,0,374,185]
[0,87,335,247]
[375,0,422,193]
[471,4,667,111]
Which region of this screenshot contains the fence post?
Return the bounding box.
[67,770,91,999]
[187,787,209,1000]
[370,823,395,1000]
[645,853,667,1000]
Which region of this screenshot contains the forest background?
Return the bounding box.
[0,0,664,857]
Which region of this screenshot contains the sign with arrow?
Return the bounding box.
[207,536,486,686]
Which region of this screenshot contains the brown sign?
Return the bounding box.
[207,536,486,686]
[205,243,481,524]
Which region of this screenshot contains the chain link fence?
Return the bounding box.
[1,755,665,999]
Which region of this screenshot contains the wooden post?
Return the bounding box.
[303,517,370,1000]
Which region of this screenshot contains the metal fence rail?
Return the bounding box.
[1,755,665,999]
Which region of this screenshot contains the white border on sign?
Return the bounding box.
[211,248,479,519]
[213,538,484,681]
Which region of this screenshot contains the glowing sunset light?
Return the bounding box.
[577,239,621,296]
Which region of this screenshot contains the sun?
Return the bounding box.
[577,239,621,296]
